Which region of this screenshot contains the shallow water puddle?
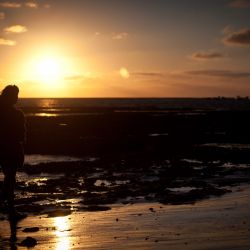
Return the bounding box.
[24,155,87,165]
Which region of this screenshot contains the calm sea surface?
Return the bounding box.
[18,98,250,112]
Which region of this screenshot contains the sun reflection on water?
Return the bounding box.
[54,217,71,250]
[33,113,59,117]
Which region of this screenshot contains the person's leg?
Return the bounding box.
[1,161,17,212]
[2,145,24,220]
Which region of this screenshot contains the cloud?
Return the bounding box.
[25,2,38,9]
[131,72,164,77]
[191,51,224,60]
[65,72,98,81]
[64,75,86,81]
[223,28,250,46]
[4,25,28,34]
[0,1,49,9]
[44,4,51,9]
[0,12,5,20]
[185,70,250,78]
[222,25,234,35]
[0,2,22,8]
[112,32,128,40]
[228,0,250,8]
[0,38,16,46]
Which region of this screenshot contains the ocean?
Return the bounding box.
[18,98,250,116]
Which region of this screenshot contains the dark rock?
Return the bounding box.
[19,237,37,247]
[79,205,111,212]
[47,209,72,217]
[23,227,39,233]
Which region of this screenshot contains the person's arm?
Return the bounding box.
[16,110,26,144]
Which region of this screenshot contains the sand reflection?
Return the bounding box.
[54,217,71,250]
[33,113,59,117]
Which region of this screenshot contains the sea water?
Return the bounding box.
[18,97,250,117]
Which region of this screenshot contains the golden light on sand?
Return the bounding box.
[54,216,71,250]
[55,216,70,235]
[56,237,70,250]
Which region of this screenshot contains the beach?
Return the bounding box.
[0,185,250,249]
[1,98,250,248]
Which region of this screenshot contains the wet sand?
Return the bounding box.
[0,185,250,249]
[1,106,250,248]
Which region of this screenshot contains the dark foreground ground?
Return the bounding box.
[1,186,250,249]
[0,109,249,216]
[1,108,250,248]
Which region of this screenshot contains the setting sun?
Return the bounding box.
[20,52,74,93]
[35,57,62,83]
[31,56,65,87]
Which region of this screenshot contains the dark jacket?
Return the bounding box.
[0,97,26,151]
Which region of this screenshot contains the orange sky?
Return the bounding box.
[0,0,250,97]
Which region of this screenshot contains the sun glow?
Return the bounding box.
[36,57,62,82]
[22,53,71,90]
[18,49,92,96]
[34,56,64,86]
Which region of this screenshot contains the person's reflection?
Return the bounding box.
[10,217,17,242]
[8,215,22,250]
[0,219,18,250]
[8,211,26,249]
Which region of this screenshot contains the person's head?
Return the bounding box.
[0,85,19,106]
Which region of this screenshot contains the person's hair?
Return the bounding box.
[1,85,19,105]
[1,85,19,96]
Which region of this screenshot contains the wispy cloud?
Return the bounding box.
[25,2,38,9]
[228,0,250,8]
[4,25,28,34]
[0,1,49,9]
[64,75,86,81]
[222,25,234,35]
[0,2,22,8]
[112,32,128,40]
[185,70,250,78]
[223,28,250,46]
[0,12,5,20]
[131,72,164,77]
[0,38,16,46]
[191,51,224,60]
[44,4,51,9]
[64,73,97,81]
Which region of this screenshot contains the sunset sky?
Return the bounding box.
[0,0,250,97]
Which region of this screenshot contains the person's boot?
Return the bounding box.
[8,198,26,222]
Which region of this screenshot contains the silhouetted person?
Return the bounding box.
[0,85,25,221]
